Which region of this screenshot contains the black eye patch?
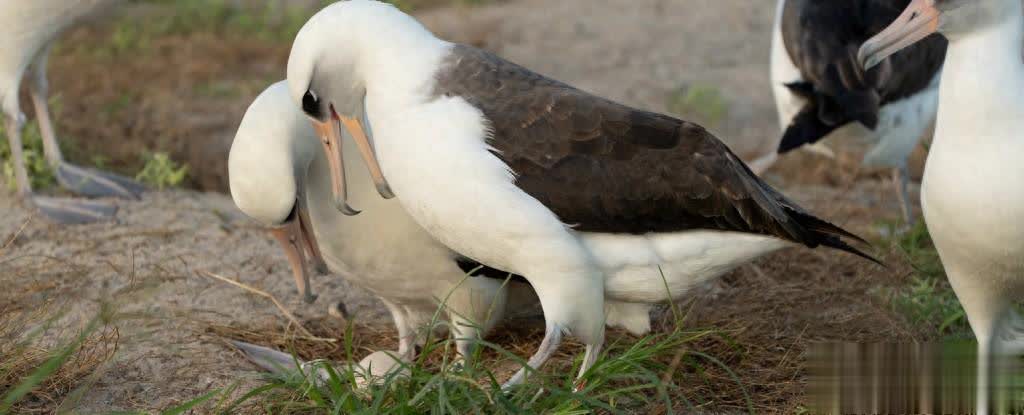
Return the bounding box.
[302,90,323,119]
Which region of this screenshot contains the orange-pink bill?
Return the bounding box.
[337,115,395,199]
[313,120,360,216]
[268,206,323,304]
[858,0,941,70]
[310,110,394,216]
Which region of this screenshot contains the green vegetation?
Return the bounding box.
[0,121,57,192]
[666,83,730,128]
[885,221,971,339]
[225,324,741,414]
[135,152,189,190]
[94,0,494,58]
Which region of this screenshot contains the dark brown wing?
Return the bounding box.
[433,45,875,261]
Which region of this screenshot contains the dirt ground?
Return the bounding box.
[2,0,931,412]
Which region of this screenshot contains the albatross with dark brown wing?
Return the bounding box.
[433,44,876,263]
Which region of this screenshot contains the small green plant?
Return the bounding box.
[885,221,971,338]
[0,121,57,192]
[666,83,730,128]
[135,152,188,190]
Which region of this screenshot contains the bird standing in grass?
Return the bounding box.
[860,0,1024,412]
[1,0,146,224]
[229,81,536,364]
[755,0,946,225]
[286,0,876,389]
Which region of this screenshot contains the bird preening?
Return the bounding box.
[274,0,876,390]
[6,0,1021,412]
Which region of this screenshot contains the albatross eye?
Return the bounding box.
[302,90,323,120]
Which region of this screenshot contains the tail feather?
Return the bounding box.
[787,209,883,266]
[778,104,843,153]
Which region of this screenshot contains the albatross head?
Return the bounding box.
[287,0,407,215]
[859,0,1017,69]
[229,81,327,304]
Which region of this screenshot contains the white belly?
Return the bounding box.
[582,231,792,303]
[922,128,1024,291]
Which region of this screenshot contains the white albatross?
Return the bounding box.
[753,0,947,224]
[228,81,538,362]
[1,0,144,224]
[286,0,877,389]
[860,0,1024,412]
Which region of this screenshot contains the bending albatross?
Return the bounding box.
[229,81,538,363]
[754,0,946,224]
[1,0,144,224]
[287,0,876,388]
[860,0,1024,412]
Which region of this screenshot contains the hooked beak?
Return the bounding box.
[310,110,394,216]
[268,204,323,304]
[858,0,941,70]
[312,119,360,216]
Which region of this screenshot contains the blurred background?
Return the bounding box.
[0,1,952,413]
[5,0,925,194]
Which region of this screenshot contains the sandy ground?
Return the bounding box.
[2,0,928,412]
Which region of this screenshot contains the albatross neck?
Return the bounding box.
[937,3,1024,132]
[358,29,451,113]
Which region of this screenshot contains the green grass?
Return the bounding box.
[225,322,741,414]
[227,273,746,414]
[135,152,189,190]
[0,121,57,192]
[2,298,745,413]
[666,83,730,128]
[90,0,494,58]
[884,221,971,339]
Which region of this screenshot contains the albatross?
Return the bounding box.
[287,0,876,388]
[229,81,536,362]
[1,0,144,224]
[753,0,946,224]
[860,0,1024,412]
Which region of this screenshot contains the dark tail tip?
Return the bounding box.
[778,105,842,154]
[789,209,885,267]
[821,235,885,267]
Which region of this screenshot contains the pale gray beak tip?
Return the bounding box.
[376,184,396,200]
[336,200,361,216]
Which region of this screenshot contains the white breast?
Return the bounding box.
[305,131,479,308]
[368,96,586,277]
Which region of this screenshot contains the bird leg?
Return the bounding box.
[382,300,416,360]
[502,324,563,389]
[27,48,144,200]
[5,114,31,199]
[5,113,116,224]
[573,342,603,392]
[893,164,915,226]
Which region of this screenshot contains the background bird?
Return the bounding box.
[753,0,946,225]
[860,0,1024,412]
[1,0,146,224]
